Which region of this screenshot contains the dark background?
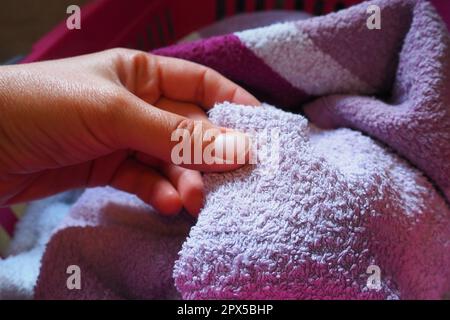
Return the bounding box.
[0,0,88,62]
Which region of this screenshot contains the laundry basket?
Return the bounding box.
[22,0,367,63]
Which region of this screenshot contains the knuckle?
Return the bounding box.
[174,117,206,146]
[175,118,196,135]
[106,48,146,71]
[109,47,151,65]
[108,48,158,97]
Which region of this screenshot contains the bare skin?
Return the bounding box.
[0,48,260,217]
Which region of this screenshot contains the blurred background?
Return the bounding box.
[0,0,87,62]
[1,0,448,63]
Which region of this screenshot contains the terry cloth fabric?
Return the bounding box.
[175,104,450,299]
[35,103,450,300]
[21,0,450,299]
[180,11,313,42]
[154,0,450,203]
[35,187,191,300]
[0,192,78,299]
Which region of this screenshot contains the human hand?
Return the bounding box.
[0,48,260,216]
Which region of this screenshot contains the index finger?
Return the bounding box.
[153,54,261,109]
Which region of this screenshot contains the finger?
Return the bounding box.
[159,164,204,217]
[1,151,129,205]
[155,97,210,123]
[135,147,205,218]
[114,94,251,172]
[117,51,260,108]
[109,158,183,215]
[155,55,261,108]
[135,97,212,165]
[141,98,207,217]
[2,155,183,216]
[134,144,205,217]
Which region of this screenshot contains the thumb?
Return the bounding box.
[113,95,251,172]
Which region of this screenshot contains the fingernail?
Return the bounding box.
[214,131,250,165]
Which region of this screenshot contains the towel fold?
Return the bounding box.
[34,103,450,300]
[35,187,191,299]
[174,104,450,299]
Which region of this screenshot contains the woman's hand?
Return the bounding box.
[0,48,260,216]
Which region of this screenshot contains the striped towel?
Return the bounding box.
[4,0,450,300]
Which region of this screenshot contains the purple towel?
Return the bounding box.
[35,0,450,299]
[35,104,450,299]
[155,0,450,203]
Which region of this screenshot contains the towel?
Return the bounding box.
[34,187,191,299]
[10,0,450,299]
[154,0,450,203]
[0,191,78,299]
[174,104,450,299]
[34,102,450,299]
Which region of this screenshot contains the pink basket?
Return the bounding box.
[23,0,449,64]
[23,0,374,63]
